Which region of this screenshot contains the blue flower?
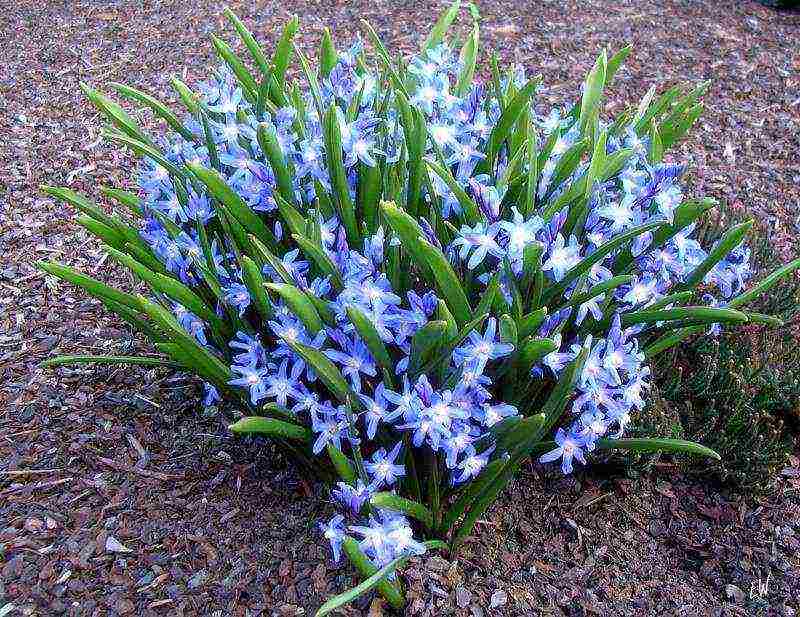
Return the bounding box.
[453,317,514,373]
[320,514,346,562]
[228,363,269,405]
[365,442,406,488]
[538,428,590,475]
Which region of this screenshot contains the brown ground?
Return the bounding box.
[1,0,800,615]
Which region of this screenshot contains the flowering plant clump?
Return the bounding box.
[40,2,800,613]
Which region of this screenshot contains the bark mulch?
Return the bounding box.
[1,0,799,615]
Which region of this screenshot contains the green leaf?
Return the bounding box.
[272,16,299,89]
[266,283,324,334]
[170,76,200,115]
[323,106,359,244]
[187,162,279,251]
[103,129,187,180]
[485,77,540,167]
[327,444,357,484]
[539,346,589,431]
[370,492,434,527]
[419,239,472,326]
[229,416,312,441]
[595,437,720,460]
[729,257,800,309]
[138,296,232,387]
[37,261,140,310]
[680,220,753,290]
[293,233,344,289]
[423,0,461,51]
[643,326,703,358]
[257,122,296,205]
[620,306,748,327]
[211,34,258,99]
[240,255,274,321]
[424,158,481,224]
[441,458,505,531]
[543,221,661,304]
[380,201,432,282]
[560,275,633,310]
[104,246,220,325]
[320,538,406,615]
[319,27,338,77]
[579,50,607,131]
[409,321,448,376]
[347,306,394,376]
[81,83,153,146]
[285,340,352,403]
[110,82,194,141]
[517,307,547,340]
[40,355,181,369]
[100,185,143,217]
[223,8,272,78]
[455,24,479,97]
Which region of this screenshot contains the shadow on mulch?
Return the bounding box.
[2,0,799,615]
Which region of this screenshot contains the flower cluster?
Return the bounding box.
[42,6,796,610]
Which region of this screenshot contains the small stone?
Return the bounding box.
[725,584,744,604]
[187,570,208,589]
[490,590,508,609]
[456,586,472,608]
[105,536,133,554]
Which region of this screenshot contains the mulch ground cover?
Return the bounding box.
[1,0,799,615]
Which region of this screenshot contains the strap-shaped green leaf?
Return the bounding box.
[327,443,357,484]
[272,16,299,89]
[37,261,140,310]
[424,158,481,224]
[595,437,720,460]
[643,325,703,358]
[240,255,275,321]
[560,275,633,310]
[211,34,258,100]
[578,50,607,131]
[543,221,661,304]
[323,106,359,244]
[223,8,272,78]
[169,76,200,115]
[100,185,143,217]
[40,355,181,369]
[76,215,125,249]
[257,122,296,205]
[104,246,225,334]
[81,83,154,147]
[621,306,748,327]
[229,416,311,441]
[110,82,194,141]
[347,306,394,375]
[680,220,752,290]
[187,162,279,251]
[266,282,324,334]
[293,234,344,289]
[284,339,351,403]
[423,0,461,51]
[103,129,187,180]
[370,492,434,527]
[729,257,800,309]
[454,23,479,97]
[333,537,406,613]
[319,27,338,77]
[408,320,449,376]
[380,201,432,283]
[485,77,540,168]
[517,307,547,340]
[419,239,472,326]
[138,296,232,386]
